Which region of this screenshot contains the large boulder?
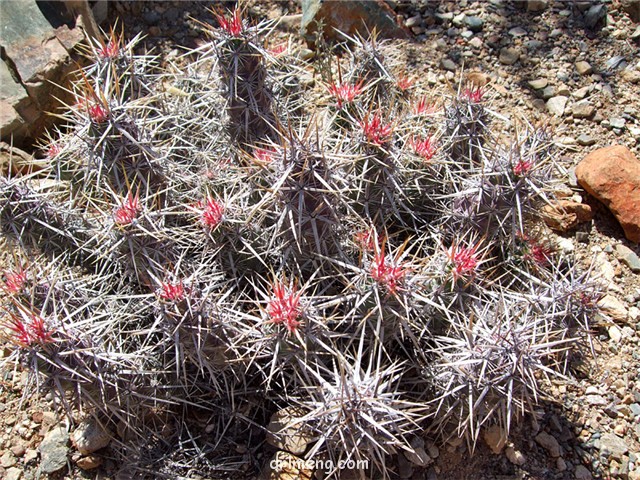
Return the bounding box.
[0,0,96,148]
[301,0,409,47]
[575,145,640,243]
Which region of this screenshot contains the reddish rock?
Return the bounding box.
[575,145,640,243]
[541,199,593,232]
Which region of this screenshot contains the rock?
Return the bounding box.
[435,12,454,23]
[405,15,422,28]
[405,437,432,467]
[575,464,593,480]
[584,4,607,29]
[426,441,439,459]
[594,254,619,283]
[0,58,30,145]
[575,145,640,243]
[507,27,525,37]
[266,451,313,480]
[5,467,23,480]
[572,101,595,119]
[577,134,596,146]
[526,0,548,12]
[556,457,567,471]
[541,85,557,100]
[550,28,563,38]
[468,37,483,49]
[535,431,561,457]
[528,78,548,90]
[556,237,575,253]
[622,325,635,339]
[76,454,102,470]
[484,425,507,454]
[585,386,600,395]
[38,426,69,474]
[541,200,593,232]
[600,432,628,460]
[464,16,483,32]
[598,294,629,323]
[587,394,608,405]
[398,451,414,479]
[610,117,627,130]
[70,418,111,455]
[557,136,576,148]
[575,61,593,76]
[606,56,628,71]
[266,407,313,455]
[24,449,38,464]
[10,444,25,457]
[499,47,520,65]
[1,450,16,467]
[452,13,466,27]
[621,0,640,22]
[301,0,409,46]
[616,244,640,272]
[532,99,546,111]
[0,0,86,147]
[441,58,457,72]
[546,96,568,116]
[613,424,626,436]
[505,446,526,465]
[0,142,47,176]
[525,39,544,50]
[573,86,591,100]
[608,325,623,342]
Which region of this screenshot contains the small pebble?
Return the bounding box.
[576,231,590,243]
[575,61,593,76]
[528,78,548,90]
[499,47,520,65]
[509,26,527,37]
[609,117,626,129]
[547,96,568,116]
[441,58,457,71]
[464,16,483,32]
[572,86,591,99]
[577,134,596,146]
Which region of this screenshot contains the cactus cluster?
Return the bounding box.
[0,10,600,479]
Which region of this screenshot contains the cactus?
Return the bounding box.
[0,9,602,479]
